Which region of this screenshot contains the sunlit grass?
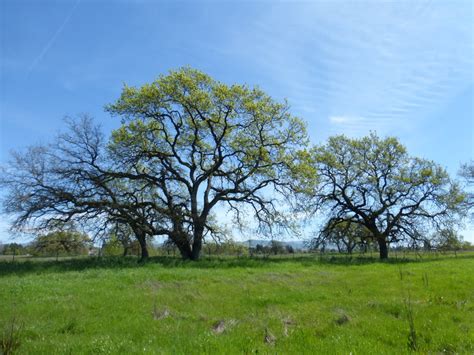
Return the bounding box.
[1,253,473,353]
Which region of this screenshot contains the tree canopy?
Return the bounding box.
[0,68,307,260]
[32,230,91,257]
[304,133,464,259]
[105,67,307,259]
[459,160,474,216]
[310,220,370,254]
[0,69,468,261]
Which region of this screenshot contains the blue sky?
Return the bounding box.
[1,0,473,242]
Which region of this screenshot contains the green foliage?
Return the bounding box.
[102,67,310,259]
[250,241,296,256]
[102,235,124,257]
[459,160,474,216]
[0,315,22,355]
[106,67,307,176]
[269,240,285,255]
[202,240,248,257]
[304,132,464,259]
[312,221,371,254]
[32,230,91,257]
[1,243,27,256]
[434,229,465,252]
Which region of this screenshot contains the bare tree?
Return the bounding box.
[0,116,171,260]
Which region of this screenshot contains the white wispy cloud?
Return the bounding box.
[219,1,473,138]
[329,116,362,125]
[328,115,396,136]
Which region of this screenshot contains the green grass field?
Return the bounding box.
[1,253,473,354]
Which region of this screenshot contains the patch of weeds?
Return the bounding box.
[1,316,22,355]
[438,343,457,354]
[211,319,237,335]
[422,272,429,287]
[384,304,402,319]
[398,265,417,280]
[455,300,468,309]
[428,295,451,305]
[335,314,351,325]
[152,297,170,320]
[404,293,418,351]
[366,300,380,308]
[211,320,226,334]
[334,309,351,325]
[451,315,461,323]
[398,266,404,280]
[282,317,296,337]
[314,328,328,339]
[58,318,81,334]
[90,335,117,354]
[264,328,276,345]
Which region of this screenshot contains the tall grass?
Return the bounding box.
[0,252,473,353]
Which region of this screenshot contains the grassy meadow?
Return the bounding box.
[1,253,473,354]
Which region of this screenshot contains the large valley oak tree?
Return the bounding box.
[105,68,307,259]
[1,68,307,260]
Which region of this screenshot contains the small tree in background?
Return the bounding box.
[102,235,124,256]
[112,223,141,257]
[310,220,370,255]
[270,240,285,255]
[1,243,26,256]
[434,229,464,254]
[32,230,91,258]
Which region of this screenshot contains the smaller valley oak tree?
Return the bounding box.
[306,133,464,259]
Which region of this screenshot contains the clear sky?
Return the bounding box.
[1,0,473,242]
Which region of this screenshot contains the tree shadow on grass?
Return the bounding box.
[1,252,473,277]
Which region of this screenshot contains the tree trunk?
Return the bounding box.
[135,231,149,261]
[176,242,192,260]
[377,237,388,260]
[168,222,204,261]
[190,224,204,260]
[171,230,193,260]
[348,243,354,255]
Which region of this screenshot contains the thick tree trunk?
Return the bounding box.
[377,238,388,260]
[168,220,204,261]
[190,224,204,261]
[348,244,354,255]
[171,231,193,260]
[176,241,192,260]
[135,231,149,261]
